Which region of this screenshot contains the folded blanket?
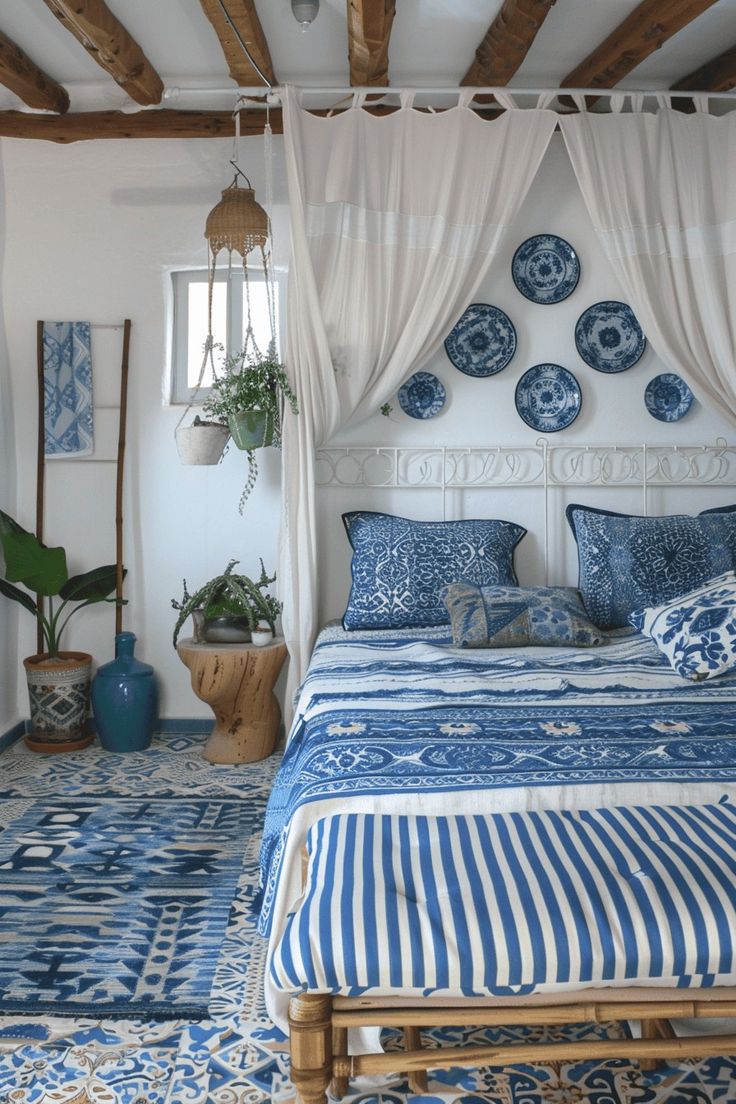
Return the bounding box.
[43,321,93,458]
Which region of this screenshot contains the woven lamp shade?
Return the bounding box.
[205,182,269,257]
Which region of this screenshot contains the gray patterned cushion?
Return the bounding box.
[443,583,604,648]
[342,512,525,631]
[566,504,736,629]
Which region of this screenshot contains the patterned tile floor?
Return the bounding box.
[0,732,734,1104]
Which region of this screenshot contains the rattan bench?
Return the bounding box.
[272,809,736,1102]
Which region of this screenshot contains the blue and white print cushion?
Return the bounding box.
[630,572,736,681]
[566,503,736,629]
[342,511,526,631]
[443,582,604,648]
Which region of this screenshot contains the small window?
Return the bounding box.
[170,269,280,404]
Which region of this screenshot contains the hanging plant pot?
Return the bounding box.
[23,651,93,753]
[228,410,275,451]
[176,419,230,466]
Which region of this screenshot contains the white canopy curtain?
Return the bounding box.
[279,86,557,710]
[559,100,736,425]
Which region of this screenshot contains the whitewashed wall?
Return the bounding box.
[1,130,734,723]
[317,134,736,624]
[2,134,289,720]
[0,145,18,732]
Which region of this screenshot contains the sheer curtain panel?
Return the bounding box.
[280,87,557,711]
[560,105,736,423]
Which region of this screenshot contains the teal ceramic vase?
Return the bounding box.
[91,632,157,752]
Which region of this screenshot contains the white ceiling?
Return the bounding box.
[0,0,734,112]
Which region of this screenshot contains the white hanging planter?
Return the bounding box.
[176,420,230,466]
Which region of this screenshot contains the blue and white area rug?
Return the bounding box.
[0,733,734,1102]
[0,795,252,1018]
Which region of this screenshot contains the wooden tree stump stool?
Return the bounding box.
[176,636,287,764]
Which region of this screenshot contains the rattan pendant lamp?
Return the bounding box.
[175,104,276,467]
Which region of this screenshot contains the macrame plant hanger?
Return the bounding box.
[175,100,277,479]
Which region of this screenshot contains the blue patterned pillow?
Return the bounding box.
[443,583,604,648]
[342,512,526,631]
[566,504,736,629]
[630,572,736,681]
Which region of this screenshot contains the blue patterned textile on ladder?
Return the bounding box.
[271,804,736,998]
[631,571,736,682]
[0,796,250,1018]
[43,321,93,457]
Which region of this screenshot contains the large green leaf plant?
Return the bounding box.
[0,509,124,658]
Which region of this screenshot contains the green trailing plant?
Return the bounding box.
[0,509,124,659]
[203,351,298,513]
[171,559,280,647]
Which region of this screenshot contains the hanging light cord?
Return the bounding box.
[215,0,273,90]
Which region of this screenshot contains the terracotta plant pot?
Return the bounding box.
[228,410,275,451]
[23,651,93,753]
[175,422,230,465]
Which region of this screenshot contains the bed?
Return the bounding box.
[260,497,736,1096]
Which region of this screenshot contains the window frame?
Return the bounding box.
[169,267,280,405]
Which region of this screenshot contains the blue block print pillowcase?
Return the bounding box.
[630,572,736,681]
[566,503,736,629]
[342,511,526,631]
[443,583,605,648]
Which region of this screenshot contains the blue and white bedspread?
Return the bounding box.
[261,624,736,1024]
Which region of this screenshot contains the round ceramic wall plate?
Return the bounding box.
[444,303,517,377]
[512,234,580,304]
[644,372,694,422]
[515,363,581,433]
[575,300,646,373]
[398,371,446,419]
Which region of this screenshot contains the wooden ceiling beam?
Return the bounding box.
[42,0,164,106]
[0,29,69,113]
[347,0,396,87]
[199,0,276,87]
[462,0,557,92]
[0,104,505,143]
[671,41,736,92]
[561,0,720,100]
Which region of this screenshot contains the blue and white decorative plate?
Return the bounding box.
[575,300,646,373]
[644,372,694,422]
[444,303,517,377]
[397,371,446,419]
[515,363,581,433]
[512,234,580,304]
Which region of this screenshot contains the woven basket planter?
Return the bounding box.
[23,651,93,753]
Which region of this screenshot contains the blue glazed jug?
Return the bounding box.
[91,632,158,752]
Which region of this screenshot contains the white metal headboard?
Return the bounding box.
[316,438,736,583]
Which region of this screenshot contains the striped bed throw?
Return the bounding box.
[270,804,736,998]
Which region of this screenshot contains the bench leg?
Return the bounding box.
[289,993,333,1104]
[403,1025,429,1093]
[639,1018,672,1073]
[331,1025,349,1099]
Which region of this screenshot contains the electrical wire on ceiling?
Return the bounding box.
[215,0,273,89]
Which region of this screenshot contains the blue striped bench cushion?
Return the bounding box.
[270,805,736,998]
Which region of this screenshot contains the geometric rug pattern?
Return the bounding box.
[0,731,735,1103]
[0,796,252,1018]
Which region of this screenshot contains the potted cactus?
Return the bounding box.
[0,509,123,752]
